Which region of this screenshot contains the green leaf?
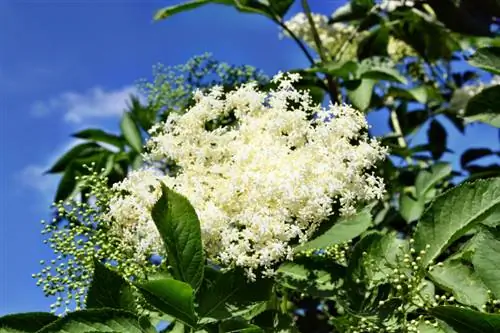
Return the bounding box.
[46,143,102,173]
[293,207,372,253]
[136,278,197,327]
[154,0,225,20]
[399,193,425,223]
[154,0,275,21]
[218,318,263,333]
[54,163,78,202]
[36,309,156,333]
[415,162,452,198]
[473,228,500,298]
[429,259,489,310]
[276,261,342,297]
[308,60,358,79]
[86,260,136,311]
[356,26,389,60]
[345,79,376,111]
[464,85,500,127]
[461,148,494,169]
[413,178,500,267]
[120,112,143,153]
[268,0,294,18]
[0,312,58,333]
[359,67,407,84]
[197,268,272,322]
[151,183,204,290]
[430,306,500,333]
[469,47,500,75]
[427,120,447,160]
[72,129,124,148]
[387,86,429,104]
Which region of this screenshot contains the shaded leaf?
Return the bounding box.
[430,306,500,333]
[427,120,447,160]
[136,278,197,328]
[469,47,500,75]
[473,228,500,298]
[197,268,272,322]
[46,143,101,174]
[464,85,500,127]
[461,148,494,169]
[86,260,136,311]
[0,312,58,333]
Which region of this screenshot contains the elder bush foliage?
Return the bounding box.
[2,1,500,333]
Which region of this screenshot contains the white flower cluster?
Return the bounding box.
[284,12,414,63]
[283,13,357,62]
[380,0,415,12]
[106,73,387,278]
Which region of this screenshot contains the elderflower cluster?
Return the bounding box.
[283,13,359,62]
[380,0,415,12]
[106,72,387,278]
[283,12,415,63]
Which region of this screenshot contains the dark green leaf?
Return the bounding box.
[469,47,500,75]
[464,85,500,128]
[414,178,500,267]
[36,309,156,333]
[268,0,294,18]
[0,312,58,333]
[86,260,136,311]
[427,120,447,160]
[197,268,272,322]
[151,184,204,290]
[293,207,372,253]
[218,318,263,333]
[356,26,389,60]
[329,0,375,23]
[46,143,102,174]
[154,0,229,20]
[461,148,494,169]
[136,278,197,327]
[430,306,500,333]
[54,164,78,202]
[308,60,358,79]
[120,112,143,153]
[473,228,500,298]
[72,129,124,148]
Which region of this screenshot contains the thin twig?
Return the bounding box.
[301,0,339,104]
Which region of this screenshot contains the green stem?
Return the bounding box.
[300,0,339,104]
[275,18,316,66]
[390,108,413,165]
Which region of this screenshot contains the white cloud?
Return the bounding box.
[31,85,140,124]
[17,140,83,201]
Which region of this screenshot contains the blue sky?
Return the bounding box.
[0,0,498,316]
